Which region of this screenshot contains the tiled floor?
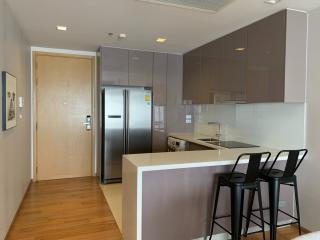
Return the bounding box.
[100,183,123,231]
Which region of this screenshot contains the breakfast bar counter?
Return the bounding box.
[122,148,295,240]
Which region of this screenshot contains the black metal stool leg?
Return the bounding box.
[269,179,280,240]
[231,185,244,240]
[293,177,302,235]
[209,181,221,240]
[257,182,266,240]
[244,189,255,236]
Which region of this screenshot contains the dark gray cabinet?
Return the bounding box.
[100,47,129,86]
[221,28,247,103]
[187,142,213,151]
[183,9,307,104]
[183,47,202,104]
[153,53,167,105]
[152,53,167,152]
[246,10,286,103]
[129,50,153,87]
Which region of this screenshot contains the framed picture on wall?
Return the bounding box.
[2,71,17,130]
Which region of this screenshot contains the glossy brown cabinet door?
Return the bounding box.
[246,10,286,103]
[129,50,153,87]
[152,53,167,152]
[202,39,223,104]
[183,47,202,104]
[100,47,129,86]
[221,28,247,103]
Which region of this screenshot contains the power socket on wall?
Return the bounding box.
[185,115,192,124]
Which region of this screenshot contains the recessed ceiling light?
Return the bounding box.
[234,47,246,51]
[119,33,127,39]
[156,37,167,43]
[264,0,281,5]
[56,25,68,31]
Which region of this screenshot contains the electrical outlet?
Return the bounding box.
[185,114,192,124]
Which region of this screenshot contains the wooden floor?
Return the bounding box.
[6,177,307,240]
[245,225,307,240]
[6,177,122,240]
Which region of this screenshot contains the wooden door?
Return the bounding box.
[35,53,93,180]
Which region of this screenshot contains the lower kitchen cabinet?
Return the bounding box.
[187,142,213,151]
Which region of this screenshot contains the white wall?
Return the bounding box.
[0,0,31,238]
[194,103,305,149]
[298,6,320,231]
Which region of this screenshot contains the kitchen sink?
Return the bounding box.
[205,140,259,149]
[197,138,219,142]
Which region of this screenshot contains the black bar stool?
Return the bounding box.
[209,152,271,240]
[244,149,308,240]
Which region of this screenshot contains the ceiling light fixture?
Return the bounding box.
[264,0,281,5]
[119,33,127,39]
[156,37,167,43]
[234,47,246,51]
[56,25,68,31]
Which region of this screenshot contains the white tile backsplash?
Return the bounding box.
[194,103,305,149]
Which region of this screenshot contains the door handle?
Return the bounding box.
[83,115,92,131]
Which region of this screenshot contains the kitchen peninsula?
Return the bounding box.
[122,145,295,240]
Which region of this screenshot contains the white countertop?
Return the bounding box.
[123,133,284,172]
[124,147,282,171]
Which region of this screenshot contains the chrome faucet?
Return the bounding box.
[208,121,221,140]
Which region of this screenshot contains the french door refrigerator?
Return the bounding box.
[101,86,152,184]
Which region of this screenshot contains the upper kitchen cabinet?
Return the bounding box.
[183,9,307,104]
[201,40,222,104]
[153,53,167,105]
[100,47,129,86]
[129,50,153,87]
[247,10,307,103]
[246,11,286,103]
[221,28,247,103]
[183,47,203,104]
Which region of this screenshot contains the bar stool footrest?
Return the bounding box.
[213,213,264,236]
[250,207,299,226]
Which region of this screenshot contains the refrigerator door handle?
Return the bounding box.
[125,90,130,154]
[123,90,127,154]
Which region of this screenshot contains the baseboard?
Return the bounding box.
[4,180,32,239]
[300,226,312,234]
[193,220,293,240]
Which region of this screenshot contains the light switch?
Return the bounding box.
[18,96,24,108]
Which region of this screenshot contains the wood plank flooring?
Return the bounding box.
[6,177,307,240]
[6,177,122,240]
[245,225,308,240]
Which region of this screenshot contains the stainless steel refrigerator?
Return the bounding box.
[101,86,152,184]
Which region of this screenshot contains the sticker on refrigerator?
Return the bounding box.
[144,95,151,102]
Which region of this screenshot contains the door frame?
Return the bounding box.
[31,47,97,181]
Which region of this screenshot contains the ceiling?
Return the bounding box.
[6,0,320,54]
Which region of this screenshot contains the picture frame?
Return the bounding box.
[2,71,17,130]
